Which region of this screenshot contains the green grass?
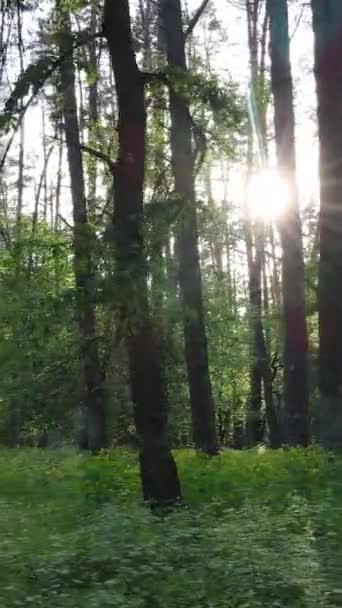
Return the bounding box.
[1,447,342,607]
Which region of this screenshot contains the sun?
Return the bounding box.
[247,169,289,221]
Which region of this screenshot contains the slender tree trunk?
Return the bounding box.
[205,163,224,276]
[245,0,281,447]
[160,0,218,455]
[221,166,234,311]
[49,180,54,230]
[57,4,107,453]
[259,7,269,155]
[262,248,271,353]
[245,1,264,446]
[33,145,54,220]
[269,224,281,310]
[104,0,181,505]
[16,0,24,232]
[41,98,48,222]
[245,215,264,445]
[311,0,342,446]
[224,217,233,311]
[17,121,24,227]
[0,0,13,88]
[55,130,63,232]
[268,0,309,446]
[87,4,98,221]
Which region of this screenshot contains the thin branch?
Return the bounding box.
[80,143,115,173]
[58,213,73,231]
[185,0,211,38]
[34,144,55,216]
[290,3,305,42]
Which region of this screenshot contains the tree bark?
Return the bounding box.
[160,0,218,455]
[103,0,181,505]
[311,0,342,446]
[57,5,107,453]
[268,0,309,446]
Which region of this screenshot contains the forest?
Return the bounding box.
[1,0,342,606]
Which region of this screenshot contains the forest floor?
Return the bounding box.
[1,448,342,608]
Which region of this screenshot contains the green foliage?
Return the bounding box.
[0,53,58,132]
[0,222,80,442]
[0,448,342,607]
[79,450,138,504]
[0,27,99,133]
[147,67,246,156]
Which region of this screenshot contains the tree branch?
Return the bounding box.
[80,143,115,172]
[0,29,103,172]
[185,0,211,38]
[58,213,73,231]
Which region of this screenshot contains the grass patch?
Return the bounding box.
[0,447,341,607]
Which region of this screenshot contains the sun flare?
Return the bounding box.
[247,170,289,221]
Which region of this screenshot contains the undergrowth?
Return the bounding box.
[0,447,341,607]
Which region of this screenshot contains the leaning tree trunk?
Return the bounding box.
[268,0,309,447]
[103,0,181,505]
[311,0,342,447]
[160,0,218,455]
[57,5,107,453]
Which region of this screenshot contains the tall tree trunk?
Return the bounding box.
[57,5,107,453]
[245,0,281,447]
[16,0,24,232]
[268,0,309,446]
[160,0,218,455]
[103,0,181,505]
[245,0,265,446]
[311,0,342,446]
[245,200,264,445]
[221,165,234,312]
[87,4,98,221]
